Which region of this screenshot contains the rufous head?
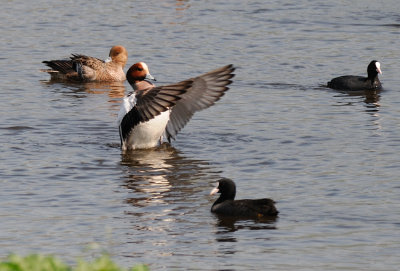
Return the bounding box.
[126,62,155,85]
[108,45,128,67]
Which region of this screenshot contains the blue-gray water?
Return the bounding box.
[1,0,400,270]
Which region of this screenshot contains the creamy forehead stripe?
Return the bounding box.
[139,62,149,72]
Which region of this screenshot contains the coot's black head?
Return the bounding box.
[210,178,236,200]
[367,60,382,80]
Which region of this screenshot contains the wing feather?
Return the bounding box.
[164,64,235,142]
[118,81,192,146]
[42,59,75,74]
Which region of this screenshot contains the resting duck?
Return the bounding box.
[42,45,128,82]
[117,62,235,150]
[327,60,382,91]
[210,178,279,218]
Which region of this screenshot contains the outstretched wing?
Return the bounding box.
[118,80,192,145]
[164,64,235,142]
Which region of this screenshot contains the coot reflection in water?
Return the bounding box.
[332,89,381,108]
[214,215,278,235]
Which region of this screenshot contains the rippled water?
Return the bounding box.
[1,0,400,270]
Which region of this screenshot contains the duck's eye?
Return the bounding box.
[137,68,143,71]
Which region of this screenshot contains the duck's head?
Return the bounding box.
[107,45,128,67]
[126,62,156,85]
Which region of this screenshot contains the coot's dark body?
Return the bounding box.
[327,60,382,91]
[210,178,278,218]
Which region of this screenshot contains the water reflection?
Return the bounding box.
[78,81,126,100]
[173,0,190,12]
[40,79,126,101]
[330,88,384,134]
[332,89,381,107]
[120,144,217,208]
[164,0,191,25]
[345,89,381,107]
[214,215,278,234]
[121,145,176,207]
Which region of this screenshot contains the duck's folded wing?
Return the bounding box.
[70,54,105,76]
[70,54,104,66]
[164,64,235,142]
[118,81,192,144]
[42,59,75,74]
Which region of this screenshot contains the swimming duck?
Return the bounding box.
[42,45,128,82]
[117,62,235,150]
[210,178,279,218]
[327,60,382,91]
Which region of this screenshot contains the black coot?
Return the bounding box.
[210,178,278,218]
[327,60,382,91]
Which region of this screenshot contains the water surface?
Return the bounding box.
[1,0,400,270]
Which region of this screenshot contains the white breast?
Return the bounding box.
[117,93,136,126]
[123,110,171,150]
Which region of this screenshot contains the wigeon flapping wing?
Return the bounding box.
[118,62,235,151]
[164,64,235,142]
[42,45,128,82]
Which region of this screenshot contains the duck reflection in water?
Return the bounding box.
[121,144,175,207]
[40,79,127,108]
[121,144,214,209]
[77,81,126,99]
